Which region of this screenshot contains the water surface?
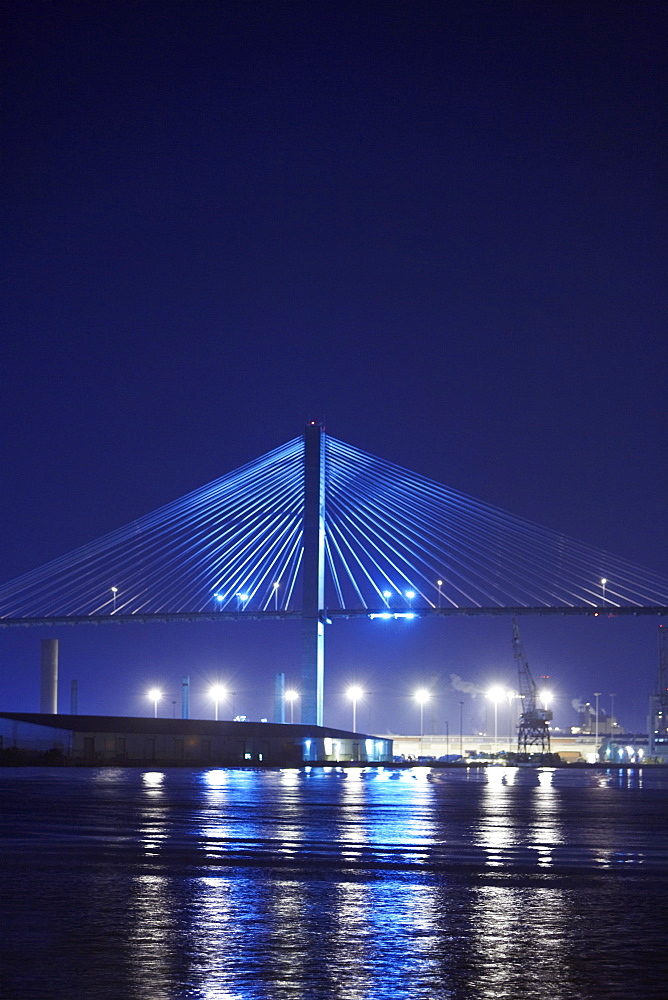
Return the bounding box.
[2,765,667,999]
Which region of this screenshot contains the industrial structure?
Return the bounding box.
[512,618,552,756]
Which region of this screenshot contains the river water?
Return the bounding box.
[1,765,667,999]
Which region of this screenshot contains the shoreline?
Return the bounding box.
[1,750,666,771]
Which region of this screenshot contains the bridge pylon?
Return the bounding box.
[301,422,325,725]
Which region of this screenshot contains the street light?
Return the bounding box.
[214,593,224,610]
[111,586,118,612]
[601,578,607,604]
[347,685,363,732]
[405,590,415,608]
[382,590,392,607]
[147,687,162,718]
[285,689,298,724]
[436,580,443,608]
[236,592,249,610]
[273,581,280,610]
[210,683,227,721]
[486,685,505,754]
[414,688,430,737]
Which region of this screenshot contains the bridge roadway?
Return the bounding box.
[0,605,666,627]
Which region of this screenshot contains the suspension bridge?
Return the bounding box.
[1,423,666,724]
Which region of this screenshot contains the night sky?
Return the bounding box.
[2,1,666,736]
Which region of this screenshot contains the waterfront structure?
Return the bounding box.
[1,708,659,767]
[0,712,392,766]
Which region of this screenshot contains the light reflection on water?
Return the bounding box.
[532,768,563,867]
[128,874,176,997]
[470,884,578,1000]
[2,766,668,999]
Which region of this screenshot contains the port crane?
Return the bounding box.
[512,618,552,755]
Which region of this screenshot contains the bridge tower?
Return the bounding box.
[301,422,326,725]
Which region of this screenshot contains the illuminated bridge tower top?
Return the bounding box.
[301,422,326,726]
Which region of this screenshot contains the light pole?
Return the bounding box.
[487,685,504,755]
[236,592,249,610]
[594,692,602,750]
[273,582,280,610]
[436,580,443,609]
[405,590,415,609]
[507,690,515,752]
[148,687,162,718]
[459,701,464,758]
[210,684,226,721]
[214,593,224,610]
[347,685,363,732]
[285,689,298,724]
[111,586,118,612]
[414,688,430,738]
[382,590,392,607]
[601,578,607,604]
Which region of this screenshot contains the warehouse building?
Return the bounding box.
[0,711,392,767]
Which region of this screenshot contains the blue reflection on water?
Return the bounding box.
[2,766,668,999]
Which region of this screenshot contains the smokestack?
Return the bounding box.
[40,638,58,714]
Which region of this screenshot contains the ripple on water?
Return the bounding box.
[1,766,668,999]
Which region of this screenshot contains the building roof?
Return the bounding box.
[0,711,382,742]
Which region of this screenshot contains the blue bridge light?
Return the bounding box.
[369,612,416,620]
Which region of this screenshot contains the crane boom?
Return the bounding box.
[512,618,552,755]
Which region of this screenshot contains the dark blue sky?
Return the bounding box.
[2,1,666,734]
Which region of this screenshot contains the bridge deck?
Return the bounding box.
[0,605,666,627]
